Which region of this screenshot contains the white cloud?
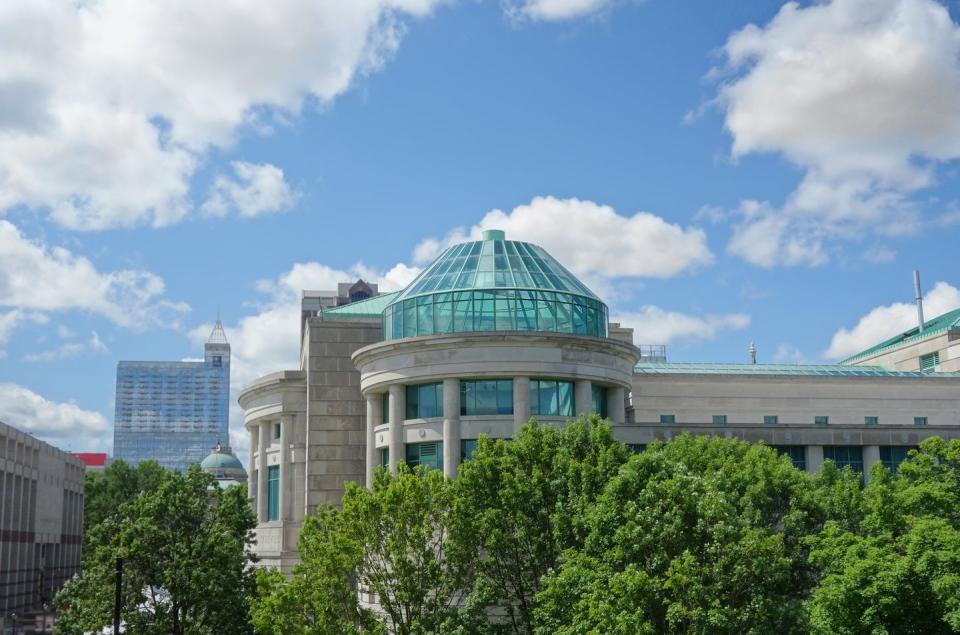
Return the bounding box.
[56,325,75,339]
[505,0,624,21]
[0,383,110,449]
[201,161,297,218]
[714,0,960,265]
[773,342,806,364]
[24,331,110,363]
[0,309,47,346]
[0,220,188,332]
[413,196,714,291]
[0,0,448,229]
[611,306,750,346]
[825,281,960,359]
[190,259,421,455]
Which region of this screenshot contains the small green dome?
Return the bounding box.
[200,452,244,470]
[383,230,608,340]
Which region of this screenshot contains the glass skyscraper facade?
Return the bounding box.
[113,321,230,472]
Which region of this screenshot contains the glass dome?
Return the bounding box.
[383,230,608,340]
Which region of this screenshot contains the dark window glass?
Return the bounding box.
[273,423,281,439]
[405,383,443,419]
[660,414,675,424]
[879,446,914,474]
[815,416,829,425]
[628,444,646,453]
[529,380,574,417]
[380,448,389,469]
[460,380,513,416]
[914,416,928,426]
[772,445,806,470]
[460,439,478,462]
[267,465,280,521]
[763,415,778,425]
[591,385,609,419]
[712,415,727,425]
[406,441,443,471]
[823,446,863,473]
[381,393,390,424]
[864,416,879,425]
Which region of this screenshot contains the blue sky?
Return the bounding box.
[2,0,960,455]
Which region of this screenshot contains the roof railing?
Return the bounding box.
[637,344,667,363]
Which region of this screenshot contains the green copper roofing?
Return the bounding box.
[390,230,601,305]
[634,362,960,378]
[841,307,960,364]
[322,291,400,320]
[382,230,608,340]
[200,449,245,470]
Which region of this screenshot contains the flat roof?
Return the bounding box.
[634,362,960,378]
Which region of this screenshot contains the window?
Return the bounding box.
[914,416,928,426]
[712,415,727,425]
[764,415,779,425]
[405,383,443,419]
[772,445,806,470]
[406,441,443,471]
[823,446,863,473]
[660,414,675,424]
[815,416,829,425]
[460,380,513,416]
[273,422,281,439]
[879,446,914,474]
[381,393,390,424]
[267,466,280,521]
[380,448,389,469]
[529,380,575,417]
[460,439,478,462]
[920,351,940,373]
[864,416,879,425]
[591,385,609,419]
[628,444,646,453]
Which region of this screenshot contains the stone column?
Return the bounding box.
[257,422,270,522]
[863,445,881,485]
[247,424,257,502]
[805,445,824,475]
[513,376,530,434]
[607,386,626,425]
[575,379,593,418]
[442,378,461,479]
[388,384,405,473]
[279,414,292,521]
[365,394,382,488]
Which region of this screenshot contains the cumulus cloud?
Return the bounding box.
[713,0,960,266]
[773,342,806,364]
[413,196,713,291]
[0,0,448,229]
[826,281,960,359]
[505,0,625,21]
[0,383,110,449]
[611,306,750,346]
[190,259,421,455]
[0,220,188,332]
[201,162,298,218]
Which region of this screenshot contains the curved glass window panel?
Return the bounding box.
[530,380,574,417]
[591,385,609,419]
[461,439,478,462]
[460,379,513,416]
[405,383,443,419]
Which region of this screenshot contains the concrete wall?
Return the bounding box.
[304,317,382,513]
[849,331,960,372]
[0,420,84,616]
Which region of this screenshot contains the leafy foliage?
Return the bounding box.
[56,466,256,635]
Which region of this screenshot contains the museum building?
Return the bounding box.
[239,229,960,571]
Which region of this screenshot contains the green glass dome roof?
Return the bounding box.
[384,230,608,340]
[200,449,244,471]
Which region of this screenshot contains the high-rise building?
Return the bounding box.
[113,320,230,472]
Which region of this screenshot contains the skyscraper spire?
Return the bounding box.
[208,317,229,344]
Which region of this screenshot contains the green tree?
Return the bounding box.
[251,466,473,635]
[534,434,827,635]
[452,416,630,634]
[56,466,256,635]
[808,438,960,633]
[82,458,168,566]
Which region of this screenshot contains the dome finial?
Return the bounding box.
[482,229,505,241]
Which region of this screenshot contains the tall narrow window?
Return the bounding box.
[380,448,389,469]
[381,393,390,424]
[273,423,281,439]
[267,465,280,521]
[591,385,609,419]
[460,439,478,462]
